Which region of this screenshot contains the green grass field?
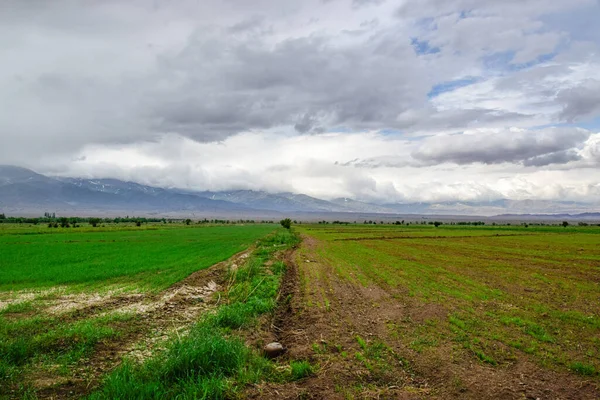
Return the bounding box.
[0,224,275,291]
[296,224,600,382]
[2,221,599,398]
[0,222,291,399]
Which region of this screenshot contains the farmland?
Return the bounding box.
[268,224,600,399]
[0,223,288,399]
[0,224,274,291]
[1,221,600,399]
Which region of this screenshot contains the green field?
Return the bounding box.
[2,221,600,398]
[0,222,294,399]
[0,224,275,291]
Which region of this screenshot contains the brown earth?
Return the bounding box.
[247,234,600,399]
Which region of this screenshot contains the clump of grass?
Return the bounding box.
[0,313,128,369]
[569,362,597,376]
[90,316,253,399]
[290,360,314,380]
[501,316,554,343]
[0,301,35,315]
[0,359,16,383]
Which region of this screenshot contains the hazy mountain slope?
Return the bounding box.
[194,190,349,212]
[1,166,598,216]
[0,167,251,213]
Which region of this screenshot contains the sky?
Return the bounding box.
[1,0,599,204]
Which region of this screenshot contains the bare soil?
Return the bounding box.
[248,235,600,399]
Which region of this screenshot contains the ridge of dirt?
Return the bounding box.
[246,234,600,400]
[332,233,538,241]
[26,248,253,400]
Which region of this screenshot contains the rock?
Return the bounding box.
[263,342,285,358]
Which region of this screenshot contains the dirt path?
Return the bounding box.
[254,234,600,399]
[27,249,252,400]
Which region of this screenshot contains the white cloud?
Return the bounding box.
[38,130,600,203]
[0,0,599,205]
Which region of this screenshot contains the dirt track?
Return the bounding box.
[251,234,600,399]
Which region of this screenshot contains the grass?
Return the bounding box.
[0,312,134,369]
[290,361,314,380]
[0,224,275,291]
[88,324,246,399]
[298,223,600,377]
[0,223,280,398]
[88,228,300,399]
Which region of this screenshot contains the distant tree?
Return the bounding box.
[0,213,6,220]
[280,218,292,229]
[433,221,442,227]
[136,220,142,227]
[58,217,69,228]
[562,221,569,228]
[89,218,101,227]
[185,218,192,225]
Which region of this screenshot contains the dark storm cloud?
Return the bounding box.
[412,128,590,165]
[522,149,581,167]
[147,31,430,139]
[556,80,600,122]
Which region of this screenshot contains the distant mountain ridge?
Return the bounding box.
[0,166,249,215]
[0,166,599,217]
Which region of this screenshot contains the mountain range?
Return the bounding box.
[1,165,599,218]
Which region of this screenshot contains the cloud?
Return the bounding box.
[557,80,600,122]
[353,0,386,8]
[33,129,600,205]
[0,0,599,205]
[412,127,590,165]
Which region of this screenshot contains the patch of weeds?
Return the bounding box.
[0,312,126,372]
[0,301,35,315]
[449,313,498,365]
[290,360,314,380]
[569,362,597,376]
[0,359,17,383]
[271,261,286,275]
[470,347,497,365]
[501,316,554,343]
[355,335,367,351]
[355,352,373,371]
[408,320,440,353]
[312,342,328,354]
[353,336,407,384]
[451,375,467,393]
[410,336,438,353]
[90,322,250,399]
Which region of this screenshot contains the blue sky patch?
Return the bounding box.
[411,37,440,55]
[428,77,479,98]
